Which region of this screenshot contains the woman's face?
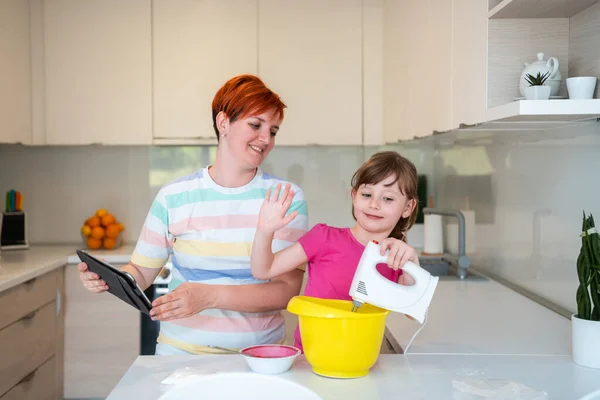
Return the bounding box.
[218,109,281,169]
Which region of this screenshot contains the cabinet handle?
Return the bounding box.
[56,288,61,317]
[19,371,35,385]
[21,311,36,322]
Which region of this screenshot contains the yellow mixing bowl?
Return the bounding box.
[286,296,389,379]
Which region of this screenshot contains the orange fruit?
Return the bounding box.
[86,237,101,249]
[105,224,120,238]
[96,209,108,217]
[86,216,100,228]
[103,237,117,250]
[91,226,105,239]
[81,225,91,237]
[116,223,125,232]
[101,214,116,227]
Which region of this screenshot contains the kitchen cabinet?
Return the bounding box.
[152,0,258,144]
[64,264,140,399]
[382,0,487,143]
[451,0,488,129]
[383,0,453,142]
[42,0,152,145]
[0,268,64,400]
[258,0,363,146]
[0,0,32,145]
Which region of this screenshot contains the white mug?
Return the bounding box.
[566,76,597,99]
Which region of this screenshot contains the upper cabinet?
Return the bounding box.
[0,0,32,145]
[42,0,152,145]
[152,0,258,144]
[382,0,487,143]
[8,0,597,147]
[258,0,363,146]
[451,0,488,128]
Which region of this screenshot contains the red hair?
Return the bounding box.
[211,74,286,139]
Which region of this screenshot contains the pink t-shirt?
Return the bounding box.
[293,223,402,351]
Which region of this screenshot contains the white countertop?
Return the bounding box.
[0,244,135,292]
[107,354,600,400]
[384,278,572,356]
[0,246,573,360]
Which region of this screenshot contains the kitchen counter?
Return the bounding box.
[384,278,572,356]
[0,244,135,292]
[0,246,573,359]
[107,354,600,399]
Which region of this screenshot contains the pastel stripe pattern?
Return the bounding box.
[130,166,308,354]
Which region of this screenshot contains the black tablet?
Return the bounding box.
[76,249,152,315]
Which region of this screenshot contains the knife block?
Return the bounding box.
[1,211,29,250]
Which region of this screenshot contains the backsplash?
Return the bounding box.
[2,120,598,316]
[431,121,600,315]
[0,144,433,247]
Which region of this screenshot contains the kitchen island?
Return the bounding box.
[107,354,600,399]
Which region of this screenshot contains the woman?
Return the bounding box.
[78,74,308,355]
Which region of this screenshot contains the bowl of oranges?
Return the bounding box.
[81,209,125,250]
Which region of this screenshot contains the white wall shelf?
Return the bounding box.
[486,99,600,123]
[489,0,599,19]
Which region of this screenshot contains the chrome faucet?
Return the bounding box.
[422,207,471,279]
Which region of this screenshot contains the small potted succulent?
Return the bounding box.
[572,211,600,369]
[524,71,551,100]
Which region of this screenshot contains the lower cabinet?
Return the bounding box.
[63,264,140,399]
[0,268,64,400]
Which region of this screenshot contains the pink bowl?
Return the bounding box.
[240,344,301,374]
[241,344,300,358]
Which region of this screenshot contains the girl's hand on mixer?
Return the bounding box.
[379,238,419,271]
[257,183,299,234]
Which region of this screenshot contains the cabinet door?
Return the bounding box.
[258,0,363,146]
[451,0,487,127]
[0,0,31,145]
[383,0,453,142]
[153,0,258,141]
[43,0,152,145]
[63,264,140,399]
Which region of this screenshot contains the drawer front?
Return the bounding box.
[0,302,56,397]
[0,269,58,331]
[0,356,57,400]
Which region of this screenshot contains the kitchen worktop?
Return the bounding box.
[0,244,135,292]
[0,246,573,358]
[384,277,572,356]
[107,354,600,399]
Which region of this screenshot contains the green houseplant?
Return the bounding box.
[572,211,600,369]
[524,71,551,100]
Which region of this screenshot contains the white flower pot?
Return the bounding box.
[572,314,600,369]
[524,85,551,100]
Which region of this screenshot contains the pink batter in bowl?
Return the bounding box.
[240,344,301,374]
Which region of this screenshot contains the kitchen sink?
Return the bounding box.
[418,256,488,281]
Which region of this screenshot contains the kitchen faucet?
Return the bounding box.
[422,207,471,279]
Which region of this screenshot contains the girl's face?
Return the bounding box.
[351,174,416,236]
[217,109,281,170]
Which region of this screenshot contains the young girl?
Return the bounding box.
[251,151,420,351]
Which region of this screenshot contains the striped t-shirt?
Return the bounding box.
[130,166,308,354]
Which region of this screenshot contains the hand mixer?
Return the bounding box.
[349,240,439,352]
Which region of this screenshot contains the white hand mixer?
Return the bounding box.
[349,240,439,352]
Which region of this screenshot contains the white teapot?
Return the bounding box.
[519,52,561,97]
